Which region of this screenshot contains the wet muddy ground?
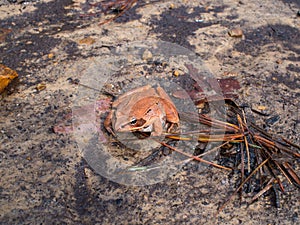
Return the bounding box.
[0,0,299,224]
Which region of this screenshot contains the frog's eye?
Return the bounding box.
[130,117,137,125]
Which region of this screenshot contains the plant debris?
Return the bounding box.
[140,97,300,212]
[0,64,18,94]
[103,84,299,212]
[78,37,96,45]
[78,0,139,25]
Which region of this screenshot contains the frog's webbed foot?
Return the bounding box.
[166,122,178,134]
[106,126,116,137]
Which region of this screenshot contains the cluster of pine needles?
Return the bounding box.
[143,99,299,212]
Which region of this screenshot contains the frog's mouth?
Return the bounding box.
[127,118,150,131]
[117,118,147,132]
[138,124,153,133]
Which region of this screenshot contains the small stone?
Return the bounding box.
[169,3,175,9]
[173,70,180,77]
[197,102,205,109]
[276,59,283,64]
[257,105,267,111]
[142,49,153,61]
[48,53,54,59]
[223,71,239,76]
[228,28,243,37]
[36,82,46,91]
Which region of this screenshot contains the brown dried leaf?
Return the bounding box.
[78,37,96,45]
[0,64,18,94]
[0,28,12,42]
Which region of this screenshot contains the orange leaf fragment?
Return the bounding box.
[0,64,18,93]
[257,105,267,111]
[78,37,96,45]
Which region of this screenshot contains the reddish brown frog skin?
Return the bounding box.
[104,85,179,136]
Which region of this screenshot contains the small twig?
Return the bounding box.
[241,110,251,172]
[250,178,275,203]
[282,162,300,187]
[280,136,300,149]
[154,139,232,171]
[273,160,293,185]
[166,133,245,142]
[217,157,270,214]
[98,0,138,25]
[237,114,245,203]
[199,114,240,132]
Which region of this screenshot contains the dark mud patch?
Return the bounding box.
[234,24,299,60]
[73,159,147,224]
[0,0,86,75]
[1,34,62,70]
[234,24,300,89]
[286,62,300,73]
[1,0,77,30]
[74,159,95,216]
[267,71,300,90]
[280,0,300,7]
[150,5,225,49]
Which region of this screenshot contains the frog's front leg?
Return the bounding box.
[104,110,116,136]
[150,117,165,136]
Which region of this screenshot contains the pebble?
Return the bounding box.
[36,82,46,91]
[256,105,267,111]
[142,49,153,61]
[48,53,54,59]
[228,28,243,37]
[169,3,175,9]
[173,70,180,77]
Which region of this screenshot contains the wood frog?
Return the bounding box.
[104,85,179,136]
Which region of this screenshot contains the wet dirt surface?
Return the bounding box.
[0,0,299,224]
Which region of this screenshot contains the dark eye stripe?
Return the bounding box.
[130,118,137,125]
